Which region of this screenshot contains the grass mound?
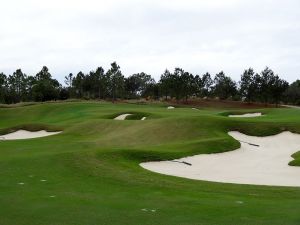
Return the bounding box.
[289,151,300,166]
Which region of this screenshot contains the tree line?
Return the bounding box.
[0,62,299,105]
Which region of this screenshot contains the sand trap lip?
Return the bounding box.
[167,106,175,109]
[114,114,132,120]
[140,131,300,187]
[0,130,61,140]
[229,112,262,118]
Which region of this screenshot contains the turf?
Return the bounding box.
[0,101,300,225]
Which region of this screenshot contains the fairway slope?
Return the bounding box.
[141,131,300,187]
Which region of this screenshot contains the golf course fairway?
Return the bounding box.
[1,101,300,225]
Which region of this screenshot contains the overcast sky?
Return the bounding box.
[1,0,300,83]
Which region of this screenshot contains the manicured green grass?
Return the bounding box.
[289,151,300,166]
[0,101,300,225]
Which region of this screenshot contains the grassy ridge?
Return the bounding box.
[289,151,300,166]
[0,102,300,225]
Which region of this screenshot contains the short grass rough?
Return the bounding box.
[0,101,300,225]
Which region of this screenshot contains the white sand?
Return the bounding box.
[167,106,175,109]
[229,112,262,118]
[0,130,61,140]
[283,105,300,109]
[140,131,300,187]
[141,117,147,120]
[114,114,132,120]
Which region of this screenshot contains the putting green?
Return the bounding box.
[0,101,300,225]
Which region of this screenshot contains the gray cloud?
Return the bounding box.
[0,0,299,83]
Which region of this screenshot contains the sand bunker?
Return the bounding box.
[114,114,132,120]
[283,105,300,109]
[0,130,61,140]
[229,113,262,118]
[167,106,175,109]
[141,117,147,120]
[141,131,300,187]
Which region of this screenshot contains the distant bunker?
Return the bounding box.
[0,130,62,140]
